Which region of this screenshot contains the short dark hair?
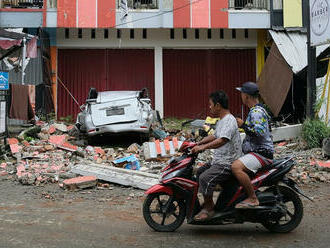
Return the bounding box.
[209,91,228,109]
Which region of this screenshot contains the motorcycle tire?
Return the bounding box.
[143,192,186,232]
[262,186,303,233]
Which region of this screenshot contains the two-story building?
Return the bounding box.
[0,0,302,120]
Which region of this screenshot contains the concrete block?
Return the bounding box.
[143,140,183,161]
[71,163,158,190]
[271,124,302,142]
[239,124,302,142]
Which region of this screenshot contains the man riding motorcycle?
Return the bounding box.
[191,91,242,221]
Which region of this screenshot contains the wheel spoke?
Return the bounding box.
[150,210,162,214]
[161,213,166,225]
[286,210,294,218]
[172,212,179,218]
[157,196,163,206]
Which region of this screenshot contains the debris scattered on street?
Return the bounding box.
[0,119,329,193]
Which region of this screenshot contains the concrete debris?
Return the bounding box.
[71,163,158,190]
[53,123,68,133]
[126,143,140,154]
[1,121,330,193]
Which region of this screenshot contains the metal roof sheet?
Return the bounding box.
[269,30,329,74]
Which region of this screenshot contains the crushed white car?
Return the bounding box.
[76,88,154,137]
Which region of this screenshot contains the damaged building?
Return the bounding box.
[1,0,328,123]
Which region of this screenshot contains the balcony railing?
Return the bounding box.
[117,0,158,10]
[1,0,43,8]
[229,0,269,10]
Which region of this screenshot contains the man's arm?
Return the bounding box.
[197,135,216,145]
[192,137,228,153]
[236,110,268,137]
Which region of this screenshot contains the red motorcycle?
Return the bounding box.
[143,140,312,232]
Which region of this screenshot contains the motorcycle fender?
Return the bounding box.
[283,177,314,202]
[145,184,173,196]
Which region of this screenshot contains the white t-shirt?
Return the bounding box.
[211,114,242,166]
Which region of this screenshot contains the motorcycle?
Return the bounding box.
[143,140,313,232]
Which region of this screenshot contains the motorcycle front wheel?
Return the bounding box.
[143,192,186,232]
[262,186,303,233]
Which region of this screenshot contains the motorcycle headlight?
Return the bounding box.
[162,170,181,181]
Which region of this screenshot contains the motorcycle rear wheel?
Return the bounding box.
[262,186,303,233]
[143,192,186,232]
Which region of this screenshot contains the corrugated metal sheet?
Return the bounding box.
[8,48,43,85]
[57,49,154,119]
[163,49,256,118]
[269,30,329,74]
[0,48,43,85]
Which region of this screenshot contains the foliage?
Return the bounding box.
[302,119,330,149]
[163,117,191,131]
[59,115,74,124]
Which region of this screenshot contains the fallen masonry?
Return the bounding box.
[0,121,329,191]
[63,176,98,190]
[71,163,158,190]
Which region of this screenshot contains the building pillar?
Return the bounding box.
[50,46,57,117]
[154,46,164,118]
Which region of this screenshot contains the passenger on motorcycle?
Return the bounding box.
[232,82,274,208]
[191,91,242,221]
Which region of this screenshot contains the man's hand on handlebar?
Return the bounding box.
[191,145,205,154]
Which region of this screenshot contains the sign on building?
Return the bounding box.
[0,71,9,90]
[310,0,330,46]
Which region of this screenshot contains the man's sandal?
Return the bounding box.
[194,209,215,221]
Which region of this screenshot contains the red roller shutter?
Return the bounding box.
[57,49,154,119]
[57,49,107,119]
[163,49,256,118]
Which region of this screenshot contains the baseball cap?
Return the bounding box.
[236,82,259,96]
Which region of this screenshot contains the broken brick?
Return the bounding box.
[277,142,287,147]
[127,143,140,154]
[0,163,7,169]
[44,144,55,151]
[49,135,67,146]
[48,126,56,134]
[22,140,30,147]
[63,176,97,190]
[94,147,105,155]
[0,171,8,177]
[58,142,78,152]
[7,138,19,145]
[10,144,21,154]
[67,125,74,131]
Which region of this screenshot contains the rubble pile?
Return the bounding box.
[1,121,330,189]
[0,122,185,188]
[275,142,330,184]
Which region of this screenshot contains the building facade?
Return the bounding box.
[0,0,301,119]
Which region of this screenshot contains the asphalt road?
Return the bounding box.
[0,178,330,248]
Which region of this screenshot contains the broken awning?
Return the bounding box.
[269,30,329,74]
[258,43,293,117]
